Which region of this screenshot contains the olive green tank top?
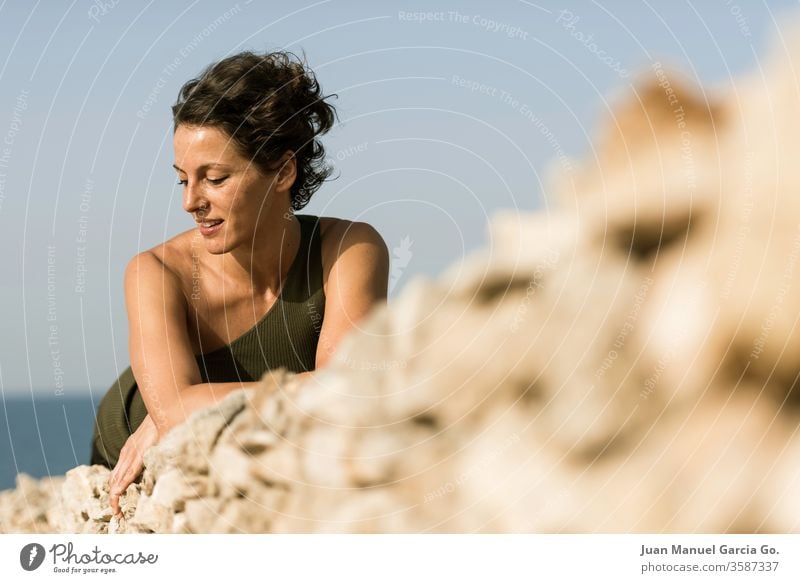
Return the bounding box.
[90,213,325,468]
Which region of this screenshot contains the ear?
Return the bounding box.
[273,150,297,194]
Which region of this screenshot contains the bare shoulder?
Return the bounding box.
[317,217,389,284]
[124,248,183,293]
[124,230,198,307]
[133,229,197,282]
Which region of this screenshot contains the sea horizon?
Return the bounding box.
[0,393,100,491]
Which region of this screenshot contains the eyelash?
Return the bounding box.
[176,177,228,186]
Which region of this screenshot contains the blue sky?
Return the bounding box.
[0,0,795,396]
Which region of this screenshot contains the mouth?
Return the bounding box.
[197,219,224,236]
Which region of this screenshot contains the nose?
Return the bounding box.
[181,180,208,217]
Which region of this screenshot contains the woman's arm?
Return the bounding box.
[315,221,390,368]
[168,371,315,420]
[123,251,210,436]
[108,252,204,516]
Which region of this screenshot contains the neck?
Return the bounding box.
[220,211,302,297]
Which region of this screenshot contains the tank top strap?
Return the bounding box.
[278,213,324,303]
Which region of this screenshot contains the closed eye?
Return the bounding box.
[175,177,227,186]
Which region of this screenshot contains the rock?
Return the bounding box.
[3,25,800,533]
[0,474,64,533]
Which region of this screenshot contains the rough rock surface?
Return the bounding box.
[3,34,800,533]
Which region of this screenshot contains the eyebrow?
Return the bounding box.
[172,163,230,172]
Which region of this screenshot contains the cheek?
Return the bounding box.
[235,182,271,211]
[216,183,243,211]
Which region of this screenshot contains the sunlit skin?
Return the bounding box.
[107,125,390,517]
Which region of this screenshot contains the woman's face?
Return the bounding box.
[173,124,293,253]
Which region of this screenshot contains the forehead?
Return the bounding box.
[173,125,241,166]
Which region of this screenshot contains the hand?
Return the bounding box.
[108,414,160,518]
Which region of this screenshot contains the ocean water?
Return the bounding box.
[0,395,99,491]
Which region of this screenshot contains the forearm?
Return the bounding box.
[154,371,315,436]
[150,380,257,436]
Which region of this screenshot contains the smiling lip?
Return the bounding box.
[198,219,224,236]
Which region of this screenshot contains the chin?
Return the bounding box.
[204,238,235,254]
[204,245,228,255]
[216,231,246,252]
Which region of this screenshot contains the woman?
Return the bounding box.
[90,50,389,517]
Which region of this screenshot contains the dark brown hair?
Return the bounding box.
[171,50,338,210]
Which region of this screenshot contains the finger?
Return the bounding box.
[111,465,140,516]
[109,457,122,486]
[110,469,126,494]
[118,463,141,495]
[109,491,119,517]
[112,447,132,485]
[118,455,135,482]
[108,437,140,518]
[108,472,118,501]
[109,466,121,495]
[108,464,127,516]
[110,485,125,518]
